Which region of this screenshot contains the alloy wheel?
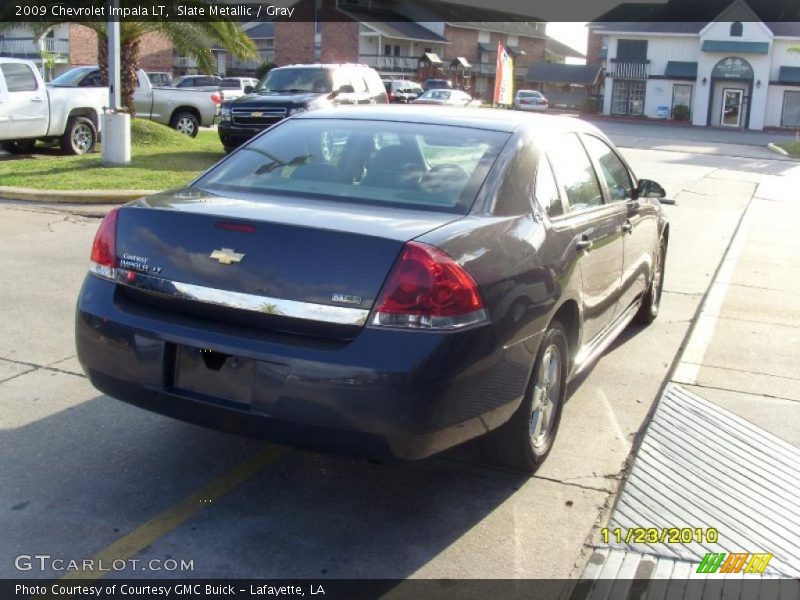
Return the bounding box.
[72,124,93,153]
[530,343,562,449]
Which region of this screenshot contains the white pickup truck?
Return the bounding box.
[0,59,220,155]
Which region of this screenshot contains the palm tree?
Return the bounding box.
[1,19,257,115]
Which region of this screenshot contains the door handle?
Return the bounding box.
[621,220,633,234]
[31,96,44,102]
[576,236,593,252]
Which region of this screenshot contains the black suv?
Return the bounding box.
[218,63,387,152]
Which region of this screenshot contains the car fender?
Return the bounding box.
[45,86,106,136]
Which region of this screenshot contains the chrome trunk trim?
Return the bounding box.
[113,270,369,326]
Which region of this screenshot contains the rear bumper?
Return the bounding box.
[76,275,537,460]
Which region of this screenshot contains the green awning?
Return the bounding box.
[778,66,800,84]
[701,40,769,54]
[478,42,496,52]
[664,61,697,79]
[507,46,527,56]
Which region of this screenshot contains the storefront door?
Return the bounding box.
[721,88,744,127]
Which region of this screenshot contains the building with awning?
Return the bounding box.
[588,0,800,129]
[525,63,603,109]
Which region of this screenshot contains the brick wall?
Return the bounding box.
[275,22,315,65]
[138,32,174,72]
[586,31,604,67]
[320,22,359,63]
[69,25,173,72]
[274,0,315,65]
[442,25,479,63]
[68,24,97,66]
[516,36,546,68]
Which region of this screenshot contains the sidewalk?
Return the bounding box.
[579,174,800,591]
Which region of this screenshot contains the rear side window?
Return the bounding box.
[221,79,242,89]
[535,156,564,218]
[494,141,536,216]
[1,63,38,92]
[196,119,509,214]
[546,133,603,212]
[582,135,633,202]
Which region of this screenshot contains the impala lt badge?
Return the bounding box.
[332,293,362,305]
[209,248,245,265]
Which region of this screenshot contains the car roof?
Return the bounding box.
[277,63,372,70]
[297,105,604,135]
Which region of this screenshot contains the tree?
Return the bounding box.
[1,18,257,115]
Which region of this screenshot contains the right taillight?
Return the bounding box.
[371,241,487,330]
[89,207,119,280]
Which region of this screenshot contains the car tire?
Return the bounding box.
[481,321,569,473]
[1,139,37,154]
[634,237,667,325]
[171,111,199,137]
[60,116,97,155]
[223,145,236,154]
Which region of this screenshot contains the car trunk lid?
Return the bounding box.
[114,188,462,338]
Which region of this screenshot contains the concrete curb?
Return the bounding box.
[767,142,790,157]
[0,186,156,204]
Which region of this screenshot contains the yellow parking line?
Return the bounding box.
[59,444,287,582]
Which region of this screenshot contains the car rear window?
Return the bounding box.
[220,79,242,89]
[196,118,509,214]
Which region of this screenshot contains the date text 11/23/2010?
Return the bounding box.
[600,527,720,544]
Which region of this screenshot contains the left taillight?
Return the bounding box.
[89,207,119,280]
[371,241,487,330]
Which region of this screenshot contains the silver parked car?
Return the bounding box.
[412,89,473,106]
[515,90,549,112]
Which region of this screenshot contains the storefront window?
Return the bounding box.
[781,91,800,127]
[611,80,646,115]
[672,84,692,119]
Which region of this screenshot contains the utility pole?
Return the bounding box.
[102,0,131,166]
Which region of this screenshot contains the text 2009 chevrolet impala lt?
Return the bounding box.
[76,107,668,473]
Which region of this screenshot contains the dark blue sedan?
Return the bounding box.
[76,107,668,473]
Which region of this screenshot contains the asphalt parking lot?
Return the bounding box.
[1,125,798,583]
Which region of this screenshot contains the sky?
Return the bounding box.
[546,22,589,63]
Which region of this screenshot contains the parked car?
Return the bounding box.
[147,72,173,87]
[218,63,387,153]
[515,90,549,112]
[412,89,473,106]
[423,78,453,91]
[384,80,423,103]
[49,66,221,137]
[174,75,222,88]
[76,106,669,473]
[0,58,106,154]
[219,77,259,101]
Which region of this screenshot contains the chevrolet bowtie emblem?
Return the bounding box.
[250,111,263,117]
[209,248,245,265]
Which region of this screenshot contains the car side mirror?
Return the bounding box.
[637,179,666,199]
[244,85,254,94]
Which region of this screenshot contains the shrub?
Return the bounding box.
[672,104,690,121]
[254,61,276,81]
[581,96,600,114]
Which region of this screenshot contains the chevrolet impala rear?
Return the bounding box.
[76,107,668,470]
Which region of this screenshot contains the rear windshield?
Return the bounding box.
[50,66,96,87]
[196,118,509,214]
[220,79,243,89]
[518,91,541,97]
